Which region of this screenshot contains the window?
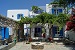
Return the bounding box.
[57,9,62,15]
[12,15,14,17]
[57,10,58,15]
[52,9,57,15]
[54,9,56,15]
[53,5,57,8]
[34,28,42,37]
[17,14,23,19]
[58,9,62,13]
[52,9,54,14]
[52,9,62,15]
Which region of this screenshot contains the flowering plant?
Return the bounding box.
[66,21,75,31]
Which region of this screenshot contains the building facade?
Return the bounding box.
[46,4,65,38]
[0,15,19,44]
[46,4,64,15]
[7,9,31,41]
[7,9,29,21]
[7,4,65,41]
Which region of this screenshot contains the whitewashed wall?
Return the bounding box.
[46,4,64,14]
[46,4,52,14]
[65,30,75,41]
[64,24,75,41]
[45,23,50,38]
[31,28,35,38]
[24,24,30,35]
[8,27,13,35]
[7,9,29,21]
[29,11,39,18]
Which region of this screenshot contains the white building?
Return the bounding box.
[29,11,39,18]
[46,4,64,15]
[7,9,42,40]
[7,4,65,40]
[46,4,65,38]
[7,9,30,41]
[7,9,29,21]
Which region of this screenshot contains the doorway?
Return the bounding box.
[34,27,42,37]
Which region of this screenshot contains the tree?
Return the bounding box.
[18,13,69,38]
[53,0,75,6]
[50,0,59,4]
[31,16,40,23]
[65,0,75,7]
[55,14,69,30]
[31,6,43,14]
[19,13,69,30]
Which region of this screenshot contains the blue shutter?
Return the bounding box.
[17,14,20,19]
[21,14,23,17]
[52,26,57,37]
[59,28,63,37]
[17,14,23,19]
[52,9,54,14]
[58,9,62,13]
[1,27,4,40]
[5,27,9,39]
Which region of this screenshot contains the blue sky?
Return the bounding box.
[0,0,53,16]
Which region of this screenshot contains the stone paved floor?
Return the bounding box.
[9,42,75,50]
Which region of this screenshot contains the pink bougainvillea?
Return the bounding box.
[66,21,73,31]
[69,15,75,21]
[66,15,75,31]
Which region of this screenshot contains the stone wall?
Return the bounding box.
[0,42,15,50]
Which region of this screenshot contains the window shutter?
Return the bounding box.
[17,14,23,19]
[58,9,62,13]
[52,9,54,14]
[17,14,20,19]
[21,14,23,17]
[52,26,57,37]
[59,28,63,36]
[5,27,9,39]
[1,27,4,40]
